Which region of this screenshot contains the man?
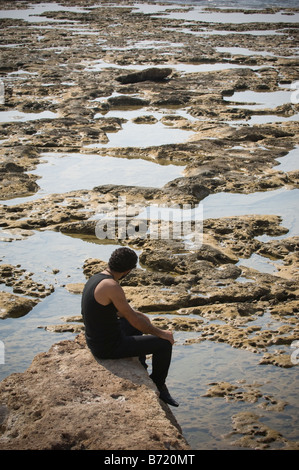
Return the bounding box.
[81,246,179,407]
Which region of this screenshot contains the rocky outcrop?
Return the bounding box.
[0,334,190,451]
[116,67,173,84]
[0,291,38,319]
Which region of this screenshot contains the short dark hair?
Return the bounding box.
[108,247,137,272]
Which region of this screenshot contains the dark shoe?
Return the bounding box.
[158,384,179,407]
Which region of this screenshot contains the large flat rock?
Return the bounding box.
[0,334,189,451]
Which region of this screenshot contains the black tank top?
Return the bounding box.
[81,273,122,357]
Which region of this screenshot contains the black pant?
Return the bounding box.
[109,318,173,389]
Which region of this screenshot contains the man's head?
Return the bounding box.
[108,247,138,273]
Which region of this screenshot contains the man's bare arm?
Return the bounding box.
[106,283,174,344]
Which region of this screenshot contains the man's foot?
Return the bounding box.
[158,384,179,407]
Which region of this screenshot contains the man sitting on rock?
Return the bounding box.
[81,246,179,407]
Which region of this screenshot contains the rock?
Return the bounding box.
[0,291,38,319]
[163,177,210,203]
[123,285,191,312]
[0,334,190,451]
[107,95,149,108]
[82,258,108,278]
[259,351,295,368]
[116,67,172,84]
[65,283,84,294]
[203,380,263,403]
[0,171,39,199]
[0,263,54,298]
[132,115,158,124]
[203,381,238,398]
[227,410,299,450]
[228,412,284,450]
[152,316,204,331]
[40,323,84,333]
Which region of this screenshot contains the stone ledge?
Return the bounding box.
[0,334,190,451]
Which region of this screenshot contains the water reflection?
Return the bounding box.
[30,152,185,195]
[203,187,299,238]
[223,90,293,109]
[0,110,58,123]
[169,337,299,450]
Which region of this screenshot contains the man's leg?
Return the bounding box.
[115,319,178,407]
[119,318,147,369]
[112,332,171,387]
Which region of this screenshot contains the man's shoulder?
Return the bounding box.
[100,277,121,290]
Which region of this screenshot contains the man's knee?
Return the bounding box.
[158,337,172,353]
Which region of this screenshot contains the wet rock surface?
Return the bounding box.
[227,411,298,450]
[0,0,298,450]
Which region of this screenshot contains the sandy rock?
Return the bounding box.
[0,263,54,298]
[0,334,190,451]
[228,411,299,450]
[259,350,295,368]
[203,381,239,399]
[152,316,204,332]
[0,291,38,319]
[41,323,84,334]
[65,283,84,294]
[123,285,191,312]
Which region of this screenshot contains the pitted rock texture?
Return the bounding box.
[0,334,189,450]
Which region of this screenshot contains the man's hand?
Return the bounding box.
[157,329,175,345]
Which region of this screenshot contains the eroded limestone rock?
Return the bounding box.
[227,411,299,450]
[0,291,38,319]
[0,334,190,450]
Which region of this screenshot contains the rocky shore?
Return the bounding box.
[0,334,189,450]
[0,0,298,450]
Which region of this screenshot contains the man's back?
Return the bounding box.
[81,273,122,358]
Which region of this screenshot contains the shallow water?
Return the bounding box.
[0,3,90,22]
[0,110,58,123]
[216,46,277,56]
[0,0,298,451]
[224,90,293,109]
[203,187,299,238]
[274,146,299,172]
[87,119,193,148]
[85,60,264,74]
[136,3,299,24]
[30,152,185,195]
[168,336,299,450]
[233,113,299,124]
[187,28,286,36]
